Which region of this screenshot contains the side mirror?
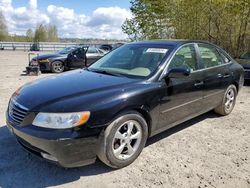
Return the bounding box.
[167,67,191,78]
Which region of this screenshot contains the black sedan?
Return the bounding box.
[30,46,105,73]
[6,40,244,168]
[236,52,250,80]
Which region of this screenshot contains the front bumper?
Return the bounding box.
[6,121,99,168]
[39,62,51,71]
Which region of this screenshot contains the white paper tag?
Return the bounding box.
[146,48,168,53]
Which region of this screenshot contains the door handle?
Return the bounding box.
[223,73,230,78]
[217,73,223,78]
[218,73,230,78]
[194,81,204,87]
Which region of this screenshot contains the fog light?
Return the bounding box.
[41,152,58,162]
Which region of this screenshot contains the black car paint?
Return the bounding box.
[7,40,244,167]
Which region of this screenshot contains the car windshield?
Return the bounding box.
[58,47,77,54]
[88,44,172,78]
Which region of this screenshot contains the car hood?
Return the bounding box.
[33,53,65,60]
[13,70,139,111]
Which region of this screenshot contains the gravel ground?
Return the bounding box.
[0,51,249,188]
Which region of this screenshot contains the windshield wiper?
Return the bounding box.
[88,69,125,77]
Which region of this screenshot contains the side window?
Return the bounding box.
[97,49,104,54]
[219,50,231,64]
[198,44,223,68]
[73,49,82,58]
[88,48,98,54]
[169,44,198,71]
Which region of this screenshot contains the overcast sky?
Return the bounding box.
[0,0,132,39]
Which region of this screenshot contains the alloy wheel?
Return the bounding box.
[53,62,64,72]
[225,88,235,111]
[112,120,142,160]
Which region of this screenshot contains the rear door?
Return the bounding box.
[196,43,232,109]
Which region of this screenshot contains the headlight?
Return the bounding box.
[33,111,90,129]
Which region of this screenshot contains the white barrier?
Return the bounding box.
[0,41,115,51]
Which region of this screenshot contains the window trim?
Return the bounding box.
[159,42,234,80]
[196,43,224,69]
[167,44,198,71]
[159,43,199,80]
[217,48,232,64]
[194,43,233,72]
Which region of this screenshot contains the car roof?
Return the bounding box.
[131,39,217,48]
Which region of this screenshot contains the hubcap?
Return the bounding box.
[112,120,142,160]
[225,88,235,111]
[53,62,63,72]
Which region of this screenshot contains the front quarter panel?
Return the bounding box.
[88,82,162,131]
[36,82,163,136]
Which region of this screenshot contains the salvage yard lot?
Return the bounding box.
[0,51,249,188]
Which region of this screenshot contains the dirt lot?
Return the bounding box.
[0,51,249,188]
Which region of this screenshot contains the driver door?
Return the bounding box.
[67,48,87,68]
[157,44,205,130]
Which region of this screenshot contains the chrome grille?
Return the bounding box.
[8,100,28,125]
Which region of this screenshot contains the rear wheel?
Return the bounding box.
[214,85,237,115]
[97,112,148,168]
[51,61,64,73]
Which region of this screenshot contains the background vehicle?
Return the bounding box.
[86,47,107,65]
[7,40,244,169]
[29,46,105,73]
[99,43,125,52]
[99,44,113,52]
[236,52,250,80]
[30,42,40,51]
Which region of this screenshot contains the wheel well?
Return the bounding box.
[109,107,152,137]
[51,60,64,65]
[132,108,152,137]
[233,82,239,92]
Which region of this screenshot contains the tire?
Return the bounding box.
[214,84,237,115]
[97,112,148,168]
[51,61,64,73]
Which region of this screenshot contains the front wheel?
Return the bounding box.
[214,84,237,115]
[51,61,64,73]
[97,112,148,168]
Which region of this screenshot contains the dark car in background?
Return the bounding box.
[236,52,250,80]
[99,44,113,52]
[99,43,125,52]
[30,46,106,73]
[30,42,40,51]
[6,40,244,168]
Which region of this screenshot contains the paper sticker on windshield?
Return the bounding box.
[146,48,168,53]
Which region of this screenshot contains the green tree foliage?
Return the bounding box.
[0,11,8,41]
[123,0,250,56]
[46,24,59,42]
[26,29,34,42]
[121,18,143,41]
[33,24,59,42]
[34,24,47,42]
